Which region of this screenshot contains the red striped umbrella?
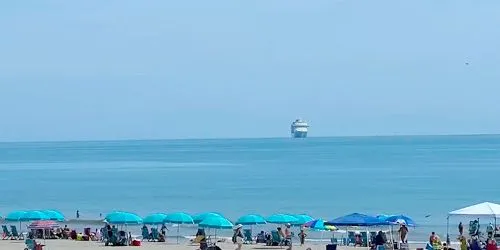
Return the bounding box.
[28,220,60,229]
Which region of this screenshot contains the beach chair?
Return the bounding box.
[151,228,159,242]
[243,229,253,244]
[11,225,23,240]
[2,225,12,240]
[141,227,150,241]
[270,230,283,246]
[347,232,356,246]
[24,238,35,250]
[361,232,368,247]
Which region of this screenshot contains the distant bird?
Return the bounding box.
[425,215,431,218]
[465,62,469,65]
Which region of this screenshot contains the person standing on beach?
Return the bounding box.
[284,223,292,250]
[458,222,464,236]
[398,223,408,243]
[232,224,244,250]
[298,227,307,246]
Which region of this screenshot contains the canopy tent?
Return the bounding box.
[446,202,500,245]
[449,202,500,217]
[325,213,390,226]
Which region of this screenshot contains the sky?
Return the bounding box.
[0,0,500,141]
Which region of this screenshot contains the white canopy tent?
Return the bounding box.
[446,202,500,243]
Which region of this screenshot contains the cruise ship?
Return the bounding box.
[290,119,309,138]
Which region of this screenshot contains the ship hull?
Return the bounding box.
[292,131,307,138]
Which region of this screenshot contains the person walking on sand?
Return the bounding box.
[398,223,408,243]
[284,223,293,250]
[233,224,244,250]
[458,222,464,236]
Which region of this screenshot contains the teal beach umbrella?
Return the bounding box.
[199,216,234,241]
[164,212,194,224]
[5,211,27,221]
[199,216,234,229]
[164,212,194,244]
[105,212,143,225]
[42,210,65,222]
[236,214,267,225]
[292,214,314,226]
[193,212,223,224]
[21,211,50,221]
[266,214,299,224]
[143,213,168,225]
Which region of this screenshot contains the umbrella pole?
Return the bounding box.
[177,224,180,244]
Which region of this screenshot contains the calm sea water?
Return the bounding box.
[1,135,499,241]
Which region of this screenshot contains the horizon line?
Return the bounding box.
[0,133,498,144]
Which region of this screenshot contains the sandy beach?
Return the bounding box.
[0,239,435,250]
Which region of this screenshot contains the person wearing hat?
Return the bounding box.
[233,224,244,250]
[284,223,292,250]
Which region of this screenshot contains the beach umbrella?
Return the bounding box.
[266,214,299,224]
[292,214,314,226]
[235,214,267,225]
[42,210,65,222]
[193,212,223,224]
[304,219,337,231]
[385,215,416,227]
[105,211,143,225]
[164,212,194,224]
[199,216,234,242]
[21,211,50,221]
[143,213,168,225]
[5,210,27,221]
[325,213,390,226]
[164,212,194,244]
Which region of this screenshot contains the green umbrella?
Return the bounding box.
[236,214,267,225]
[105,211,143,225]
[143,213,168,225]
[292,214,314,226]
[164,212,194,244]
[266,214,299,224]
[193,212,223,224]
[42,210,65,222]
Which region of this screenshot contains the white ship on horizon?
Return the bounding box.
[290,119,309,138]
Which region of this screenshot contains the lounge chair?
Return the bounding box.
[141,227,150,241]
[361,232,368,247]
[270,230,284,246]
[347,232,356,246]
[11,225,23,240]
[243,229,253,244]
[2,225,12,240]
[151,228,159,242]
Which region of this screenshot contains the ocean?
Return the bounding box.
[0,135,499,242]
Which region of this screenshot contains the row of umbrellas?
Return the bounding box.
[105,212,415,228]
[1,210,415,228]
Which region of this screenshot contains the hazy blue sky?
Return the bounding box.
[1,1,499,141]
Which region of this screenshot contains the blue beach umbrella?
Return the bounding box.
[42,210,65,222]
[164,212,194,244]
[199,216,234,229]
[292,214,314,226]
[236,214,267,225]
[143,213,168,225]
[266,214,299,224]
[304,219,337,231]
[385,215,416,227]
[164,212,194,224]
[105,211,143,225]
[325,213,390,226]
[193,212,223,224]
[21,211,50,221]
[5,210,27,222]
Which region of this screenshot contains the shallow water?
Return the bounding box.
[1,135,499,241]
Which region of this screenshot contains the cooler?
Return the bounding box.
[326,244,337,250]
[132,240,141,246]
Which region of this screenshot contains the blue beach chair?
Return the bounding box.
[243,229,253,244]
[11,225,23,240]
